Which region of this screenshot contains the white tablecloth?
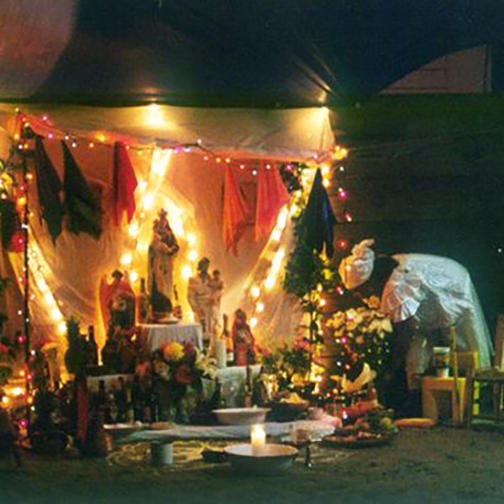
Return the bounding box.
[140,322,204,351]
[120,420,334,443]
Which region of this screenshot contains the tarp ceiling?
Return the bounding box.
[1,0,504,108]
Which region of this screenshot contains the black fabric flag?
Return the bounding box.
[34,136,63,243]
[62,141,102,239]
[300,169,337,258]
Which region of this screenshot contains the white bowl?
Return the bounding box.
[213,407,270,425]
[225,443,298,475]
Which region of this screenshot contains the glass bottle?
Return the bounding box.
[243,364,252,408]
[137,278,149,324]
[86,325,98,368]
[223,314,234,366]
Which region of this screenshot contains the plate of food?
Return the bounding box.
[322,431,394,448]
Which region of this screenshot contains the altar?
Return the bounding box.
[139,322,204,352]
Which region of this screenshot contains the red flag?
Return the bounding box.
[222,165,250,256]
[255,162,290,240]
[113,142,138,226]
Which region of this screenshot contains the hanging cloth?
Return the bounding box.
[222,165,250,256]
[299,168,337,258]
[112,142,138,226]
[33,136,63,243]
[255,162,290,240]
[0,199,23,252]
[62,141,102,239]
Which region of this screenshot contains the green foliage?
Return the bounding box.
[262,340,311,391]
[283,241,326,300]
[0,365,12,385]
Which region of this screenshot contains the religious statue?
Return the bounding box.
[232,309,256,366]
[99,270,136,332]
[187,257,224,343]
[148,209,179,321]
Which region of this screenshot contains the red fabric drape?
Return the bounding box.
[222,165,249,256]
[255,162,290,240]
[112,142,138,226]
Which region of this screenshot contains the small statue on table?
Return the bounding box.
[148,209,179,322]
[99,270,136,332]
[187,258,224,345]
[232,309,256,366]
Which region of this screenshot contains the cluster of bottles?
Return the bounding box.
[84,325,99,370]
[91,376,160,424]
[210,364,267,411]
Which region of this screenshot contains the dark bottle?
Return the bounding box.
[125,387,135,424]
[97,379,107,411]
[223,314,234,366]
[106,393,119,424]
[131,376,143,422]
[252,368,267,407]
[86,325,99,368]
[210,378,226,411]
[137,278,149,324]
[101,328,119,374]
[243,365,252,408]
[116,378,128,422]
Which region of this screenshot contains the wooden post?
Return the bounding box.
[449,327,461,424]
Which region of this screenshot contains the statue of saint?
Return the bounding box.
[148,209,179,321]
[187,258,224,343]
[99,270,136,331]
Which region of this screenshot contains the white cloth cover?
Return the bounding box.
[140,323,204,352]
[0,103,333,354]
[339,238,375,290]
[381,253,493,368]
[120,420,335,443]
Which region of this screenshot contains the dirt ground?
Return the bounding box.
[1,426,504,504]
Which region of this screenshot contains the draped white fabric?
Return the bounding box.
[0,105,333,355]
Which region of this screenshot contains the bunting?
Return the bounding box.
[255,163,290,240]
[113,142,138,226]
[33,136,64,243]
[222,165,250,256]
[300,168,337,257]
[62,141,102,239]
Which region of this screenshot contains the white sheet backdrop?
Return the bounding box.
[0,104,333,354]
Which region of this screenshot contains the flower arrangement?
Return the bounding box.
[139,341,216,421]
[261,334,311,392]
[325,296,393,383]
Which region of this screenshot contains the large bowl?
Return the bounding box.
[213,407,270,425]
[224,443,298,475]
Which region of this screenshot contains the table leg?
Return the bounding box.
[304,443,313,469]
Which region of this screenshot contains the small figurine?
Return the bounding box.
[148,209,179,321]
[187,258,224,343]
[99,270,136,332]
[232,309,256,366]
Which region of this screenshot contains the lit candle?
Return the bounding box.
[250,424,266,454]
